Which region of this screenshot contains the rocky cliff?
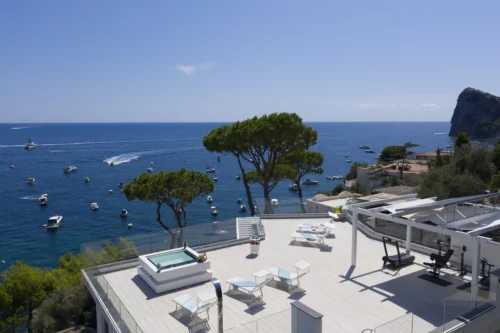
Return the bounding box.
[449,88,500,138]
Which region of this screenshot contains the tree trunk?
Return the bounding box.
[237,157,256,216]
[400,158,405,180]
[263,182,273,214]
[155,202,177,248]
[177,227,184,248]
[297,183,303,202]
[28,300,33,333]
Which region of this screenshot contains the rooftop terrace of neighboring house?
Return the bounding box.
[359,160,429,175]
[82,208,500,333]
[409,151,451,160]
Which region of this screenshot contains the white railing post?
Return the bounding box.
[351,208,358,266]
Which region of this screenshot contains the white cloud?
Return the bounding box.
[420,103,439,109]
[176,62,214,76]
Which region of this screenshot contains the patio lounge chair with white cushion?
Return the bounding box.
[226,276,267,302]
[290,232,327,245]
[172,292,217,323]
[267,260,311,289]
[297,222,335,234]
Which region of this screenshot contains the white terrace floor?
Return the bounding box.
[101,218,474,333]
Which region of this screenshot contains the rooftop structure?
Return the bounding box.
[83,193,500,332]
[409,151,451,161]
[357,160,428,190]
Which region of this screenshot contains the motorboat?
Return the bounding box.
[90,202,99,211]
[346,159,352,163]
[127,223,133,228]
[39,194,48,205]
[109,189,113,193]
[119,182,124,188]
[236,175,240,180]
[110,161,115,166]
[302,179,319,185]
[344,154,348,158]
[365,150,376,154]
[217,156,221,162]
[84,177,90,183]
[271,198,279,206]
[211,206,218,215]
[9,165,15,169]
[327,176,339,180]
[240,204,247,212]
[43,216,62,229]
[26,178,36,185]
[289,183,298,191]
[120,209,128,217]
[24,139,36,150]
[64,166,78,173]
[237,198,242,203]
[207,195,213,203]
[213,177,219,181]
[206,167,216,173]
[147,167,153,173]
[359,145,370,149]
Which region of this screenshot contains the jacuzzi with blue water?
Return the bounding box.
[137,246,212,294]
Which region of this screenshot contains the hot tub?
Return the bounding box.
[137,247,212,294]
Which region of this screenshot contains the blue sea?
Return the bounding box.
[0,122,453,269]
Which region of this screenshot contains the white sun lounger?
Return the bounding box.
[297,222,335,234]
[290,232,326,245]
[226,276,267,301]
[172,292,217,322]
[267,260,311,289]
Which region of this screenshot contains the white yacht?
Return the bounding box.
[271,198,279,206]
[289,183,298,191]
[120,209,128,217]
[64,166,78,173]
[90,202,99,211]
[26,178,36,185]
[43,216,62,229]
[206,167,216,173]
[346,159,352,163]
[9,165,15,169]
[147,167,153,173]
[213,177,219,181]
[39,194,48,205]
[302,179,319,185]
[211,206,218,215]
[206,195,213,203]
[24,139,36,150]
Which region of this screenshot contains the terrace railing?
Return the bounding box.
[373,313,415,333]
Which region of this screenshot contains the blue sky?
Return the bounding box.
[1,1,499,123]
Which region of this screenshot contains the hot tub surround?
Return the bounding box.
[138,247,212,294]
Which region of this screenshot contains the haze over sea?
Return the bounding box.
[0,122,452,269]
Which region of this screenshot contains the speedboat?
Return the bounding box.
[365,150,376,154]
[84,177,90,183]
[271,198,278,206]
[327,176,339,180]
[26,178,36,185]
[90,202,99,211]
[213,177,218,181]
[346,159,352,163]
[110,161,115,166]
[359,145,370,149]
[109,189,113,193]
[206,167,216,173]
[43,216,62,229]
[120,209,128,217]
[207,195,213,203]
[127,223,133,228]
[211,206,218,215]
[240,204,247,212]
[39,194,48,205]
[9,165,15,169]
[236,175,241,180]
[147,167,153,173]
[64,166,77,173]
[289,183,298,191]
[24,139,36,150]
[302,179,319,185]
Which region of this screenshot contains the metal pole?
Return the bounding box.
[351,209,358,266]
[212,277,223,333]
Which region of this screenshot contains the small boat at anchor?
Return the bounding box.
[211,206,218,215]
[120,209,128,217]
[359,145,370,149]
[84,177,90,183]
[147,167,153,173]
[302,179,319,185]
[90,202,99,211]
[240,204,247,212]
[39,194,48,205]
[207,195,213,203]
[64,166,78,173]
[206,167,216,173]
[289,183,298,191]
[346,159,352,163]
[9,165,15,169]
[365,150,376,154]
[26,178,36,185]
[213,177,219,181]
[236,175,240,180]
[43,216,62,229]
[271,199,279,206]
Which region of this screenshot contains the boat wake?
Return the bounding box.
[433,132,448,135]
[10,127,30,130]
[104,153,141,166]
[104,147,202,166]
[20,195,40,200]
[47,150,67,153]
